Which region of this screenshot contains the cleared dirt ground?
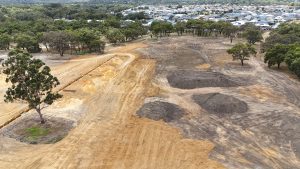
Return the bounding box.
[0,53,115,128]
[137,36,300,169]
[0,36,299,169]
[0,41,223,169]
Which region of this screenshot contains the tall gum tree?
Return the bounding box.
[227,43,257,66]
[2,49,62,123]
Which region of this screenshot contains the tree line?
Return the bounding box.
[263,23,300,78]
[150,19,263,68]
[0,4,265,56]
[150,20,263,44]
[225,22,300,79]
[0,18,146,56]
[90,0,295,5]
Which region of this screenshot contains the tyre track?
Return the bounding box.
[0,54,115,129]
[0,52,224,169]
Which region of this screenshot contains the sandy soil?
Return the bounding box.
[0,36,299,169]
[0,41,224,169]
[0,53,113,128]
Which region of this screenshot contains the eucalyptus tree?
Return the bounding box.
[243,27,263,44]
[106,28,125,44]
[0,33,11,50]
[43,31,70,56]
[2,49,62,124]
[15,33,41,53]
[174,21,186,36]
[264,44,290,69]
[150,21,173,37]
[282,44,300,78]
[227,43,257,66]
[222,23,238,43]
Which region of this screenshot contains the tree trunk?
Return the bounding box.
[70,46,73,55]
[277,63,280,69]
[241,59,244,66]
[45,44,49,52]
[36,107,45,124]
[60,49,64,56]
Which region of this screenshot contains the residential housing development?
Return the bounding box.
[122,4,300,29]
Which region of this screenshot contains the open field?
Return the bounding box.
[0,36,299,168]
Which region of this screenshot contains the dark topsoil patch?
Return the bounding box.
[193,93,248,115]
[167,70,248,89]
[138,41,206,73]
[137,101,185,122]
[1,116,74,144]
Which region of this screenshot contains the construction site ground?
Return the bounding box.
[0,36,299,169]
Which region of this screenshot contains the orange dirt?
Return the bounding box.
[0,42,224,169]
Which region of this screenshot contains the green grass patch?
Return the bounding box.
[75,50,90,55]
[25,126,49,143]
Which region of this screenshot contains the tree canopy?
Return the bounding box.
[262,23,300,52]
[243,26,263,44]
[227,43,257,66]
[106,28,125,44]
[264,44,290,69]
[262,23,300,78]
[2,49,62,123]
[43,31,70,56]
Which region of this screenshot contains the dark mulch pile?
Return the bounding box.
[167,70,246,89]
[193,93,248,116]
[137,101,185,122]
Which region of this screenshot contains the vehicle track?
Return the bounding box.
[0,52,223,168]
[0,54,114,129]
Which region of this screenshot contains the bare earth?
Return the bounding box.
[0,36,299,169]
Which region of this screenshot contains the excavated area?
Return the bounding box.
[192,93,248,115]
[167,70,243,89]
[0,43,225,169]
[138,37,300,169]
[0,37,300,169]
[136,101,184,122]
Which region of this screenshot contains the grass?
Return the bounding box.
[25,126,49,143]
[75,50,91,55]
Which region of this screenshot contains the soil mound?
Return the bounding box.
[137,101,184,122]
[193,93,248,115]
[167,70,241,89]
[2,116,74,144]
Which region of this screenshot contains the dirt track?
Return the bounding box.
[0,53,113,127]
[0,36,300,169]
